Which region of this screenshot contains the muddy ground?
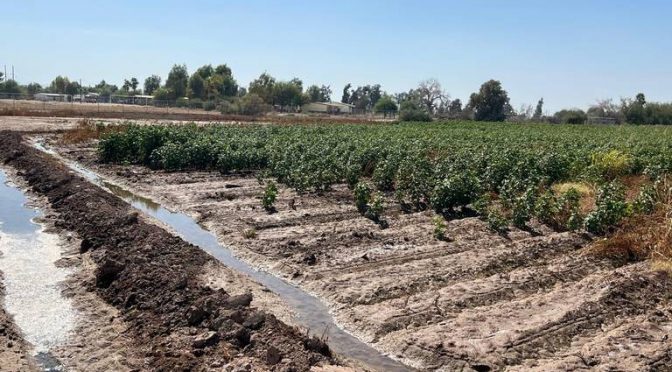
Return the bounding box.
[0,131,348,371]
[51,136,672,371]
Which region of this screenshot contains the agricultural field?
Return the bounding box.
[25,120,669,370]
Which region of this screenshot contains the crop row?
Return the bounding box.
[98,121,672,233]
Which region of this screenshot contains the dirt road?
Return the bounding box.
[52,138,672,371]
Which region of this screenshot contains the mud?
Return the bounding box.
[52,137,672,371]
[0,131,344,371]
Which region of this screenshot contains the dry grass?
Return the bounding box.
[59,119,102,144]
[588,177,672,270]
[551,181,595,215]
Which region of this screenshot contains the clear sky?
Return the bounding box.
[2,0,671,112]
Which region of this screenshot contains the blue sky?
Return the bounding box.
[2,0,671,112]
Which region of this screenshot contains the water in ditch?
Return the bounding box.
[0,169,74,371]
[34,142,412,371]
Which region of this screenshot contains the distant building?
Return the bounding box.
[72,93,100,103]
[302,101,355,114]
[34,93,69,102]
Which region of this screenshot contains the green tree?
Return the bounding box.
[26,83,43,95]
[0,80,21,94]
[533,98,544,120]
[373,95,398,116]
[237,93,270,115]
[49,76,70,94]
[93,80,118,98]
[144,75,161,95]
[152,87,173,101]
[248,72,276,103]
[468,79,511,122]
[448,99,463,118]
[65,80,81,96]
[195,64,214,79]
[341,83,351,103]
[399,100,431,122]
[273,80,304,108]
[130,78,139,91]
[165,64,189,99]
[189,73,206,99]
[214,64,232,77]
[305,84,331,102]
[552,109,587,124]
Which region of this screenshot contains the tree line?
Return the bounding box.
[1,66,672,124]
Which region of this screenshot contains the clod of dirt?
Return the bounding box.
[95,258,125,288]
[302,253,317,266]
[266,345,282,365]
[192,331,219,349]
[242,312,266,330]
[225,293,253,309]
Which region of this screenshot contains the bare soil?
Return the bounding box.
[53,138,672,371]
[0,131,346,371]
[0,100,386,125]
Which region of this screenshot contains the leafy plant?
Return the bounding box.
[262,181,278,212]
[432,216,448,241]
[354,182,373,213]
[430,172,480,213]
[584,181,628,234]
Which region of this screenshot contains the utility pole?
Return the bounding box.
[11,65,14,81]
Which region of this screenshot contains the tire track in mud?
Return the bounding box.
[350,254,616,341]
[372,264,672,370]
[320,232,587,307]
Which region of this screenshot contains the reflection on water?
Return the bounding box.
[103,181,160,211]
[33,143,412,372]
[0,170,72,371]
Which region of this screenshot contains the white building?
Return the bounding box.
[34,93,69,102]
[302,101,355,114]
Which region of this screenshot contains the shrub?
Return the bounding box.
[366,192,386,223]
[354,182,373,213]
[188,98,203,109]
[590,150,632,180]
[262,181,278,212]
[534,190,559,226]
[511,186,537,229]
[487,208,509,233]
[175,97,189,108]
[203,100,217,111]
[430,172,480,213]
[584,181,628,234]
[633,183,656,214]
[558,188,583,231]
[432,216,448,241]
[399,101,431,122]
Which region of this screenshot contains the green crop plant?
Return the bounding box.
[98,121,672,236]
[432,216,448,241]
[262,181,278,212]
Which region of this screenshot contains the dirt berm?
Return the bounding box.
[0,130,338,371]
